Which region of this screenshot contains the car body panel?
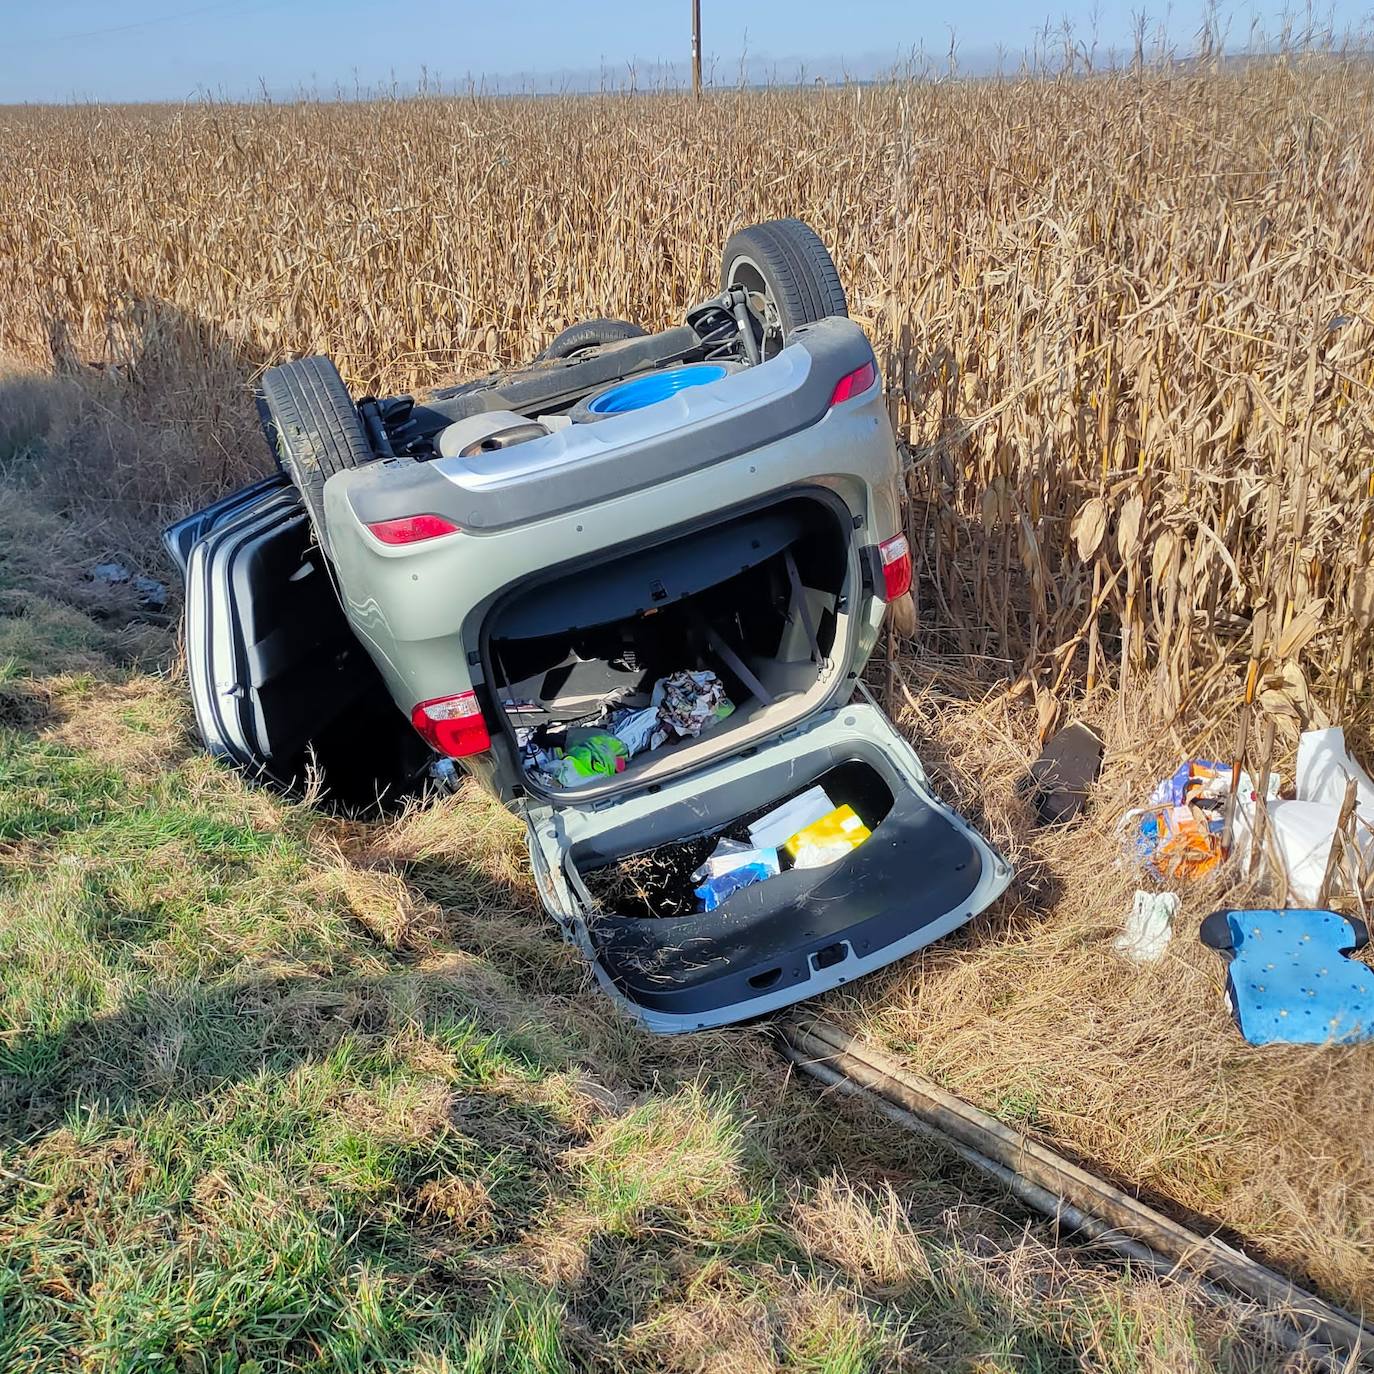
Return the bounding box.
[167,308,1012,1033]
[176,480,426,796]
[321,325,902,778]
[523,696,1013,1033]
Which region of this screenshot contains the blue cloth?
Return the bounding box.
[695,862,775,912]
[1202,908,1374,1046]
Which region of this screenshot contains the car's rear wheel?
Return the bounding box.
[720,218,848,360]
[258,356,374,556]
[537,318,646,361]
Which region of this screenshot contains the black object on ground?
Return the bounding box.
[1027,721,1104,824]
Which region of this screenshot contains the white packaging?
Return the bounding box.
[1296,727,1374,820]
[1114,890,1180,963]
[1234,790,1374,908]
[747,785,835,851]
[791,842,854,870]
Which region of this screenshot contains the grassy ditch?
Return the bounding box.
[0,482,1304,1371]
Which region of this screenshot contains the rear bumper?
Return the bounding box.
[336,315,875,532]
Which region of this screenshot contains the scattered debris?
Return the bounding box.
[584,772,878,918]
[1200,907,1374,1046]
[521,668,733,788]
[428,758,460,791]
[87,562,169,610]
[1115,890,1180,963]
[695,850,779,910]
[1125,758,1270,881]
[1027,721,1104,824]
[649,669,734,748]
[132,575,169,609]
[1233,727,1374,906]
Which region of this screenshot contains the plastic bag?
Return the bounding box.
[694,861,777,911]
[748,786,835,850]
[691,838,780,884]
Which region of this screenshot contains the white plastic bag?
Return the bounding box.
[1296,727,1374,819]
[1233,727,1374,904]
[748,786,834,850]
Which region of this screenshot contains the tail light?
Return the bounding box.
[878,533,912,601]
[410,691,490,757]
[829,360,877,406]
[367,514,460,545]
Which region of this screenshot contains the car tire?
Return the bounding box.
[720,218,848,359]
[258,356,374,557]
[537,318,647,361]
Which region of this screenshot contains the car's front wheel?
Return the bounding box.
[258,356,374,557]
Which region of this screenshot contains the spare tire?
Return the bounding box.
[720,218,848,359]
[258,356,374,557]
[537,318,647,361]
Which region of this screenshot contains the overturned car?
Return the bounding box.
[167,218,1012,1033]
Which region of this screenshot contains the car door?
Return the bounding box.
[523,691,1012,1034]
[168,479,429,800]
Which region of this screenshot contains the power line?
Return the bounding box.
[54,0,274,43]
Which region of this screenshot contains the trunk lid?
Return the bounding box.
[522,693,1012,1033]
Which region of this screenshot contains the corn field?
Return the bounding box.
[2,60,1372,730]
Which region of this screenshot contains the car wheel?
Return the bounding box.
[258,356,374,557]
[720,218,848,360]
[537,318,647,361]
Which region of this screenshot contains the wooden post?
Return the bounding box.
[691,0,702,98]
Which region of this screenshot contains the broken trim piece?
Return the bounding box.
[778,1015,1374,1370]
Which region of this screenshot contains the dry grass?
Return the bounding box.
[830,654,1374,1310]
[0,500,1318,1368]
[3,56,1374,1364]
[2,59,1373,729]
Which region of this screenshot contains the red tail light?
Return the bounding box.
[829,360,877,406]
[367,514,460,545]
[878,533,912,601]
[410,691,491,757]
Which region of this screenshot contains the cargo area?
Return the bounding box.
[528,705,1000,1024]
[485,494,852,793]
[580,759,896,919]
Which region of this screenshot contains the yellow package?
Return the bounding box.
[784,805,871,864]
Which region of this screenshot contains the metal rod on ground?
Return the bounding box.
[779,1043,1339,1370]
[777,1015,1374,1365]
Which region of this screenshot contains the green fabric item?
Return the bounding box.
[555,733,629,784]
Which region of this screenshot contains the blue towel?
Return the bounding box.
[1200,908,1374,1046]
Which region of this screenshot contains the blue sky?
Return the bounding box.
[0,0,1366,102]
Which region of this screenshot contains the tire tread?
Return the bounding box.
[259,356,372,555]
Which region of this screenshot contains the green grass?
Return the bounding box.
[0,488,1302,1373]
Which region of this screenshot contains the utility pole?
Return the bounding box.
[691,0,702,98]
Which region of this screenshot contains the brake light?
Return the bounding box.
[410,691,491,757]
[878,533,912,601]
[829,360,877,406]
[367,514,460,545]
